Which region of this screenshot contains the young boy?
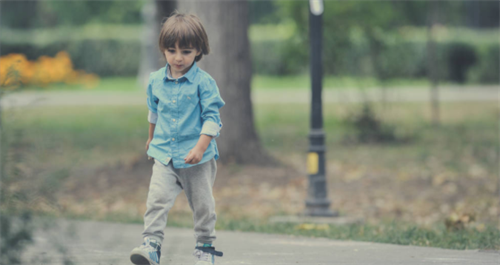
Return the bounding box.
[130,12,224,265]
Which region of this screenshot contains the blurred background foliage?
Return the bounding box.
[0,0,499,253]
[1,0,498,83]
[1,0,144,28]
[0,52,99,89]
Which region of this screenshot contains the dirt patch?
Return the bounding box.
[21,151,499,229]
[64,155,304,199]
[60,154,306,220]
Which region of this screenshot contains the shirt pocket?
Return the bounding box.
[180,87,200,106]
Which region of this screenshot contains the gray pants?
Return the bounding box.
[142,158,217,245]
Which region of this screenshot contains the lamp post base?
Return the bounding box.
[304,199,339,217]
[269,215,364,225]
[304,208,339,217]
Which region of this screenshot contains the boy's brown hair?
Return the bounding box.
[159,12,210,62]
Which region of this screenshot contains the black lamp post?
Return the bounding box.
[305,0,338,217]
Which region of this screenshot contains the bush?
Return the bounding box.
[342,103,403,144]
[68,40,141,76]
[251,37,307,75]
[0,40,141,77]
[467,44,500,84]
[1,26,497,83]
[252,36,425,78]
[372,40,428,80]
[2,1,143,28]
[251,40,287,75]
[446,42,477,83]
[0,52,99,90]
[251,33,496,84]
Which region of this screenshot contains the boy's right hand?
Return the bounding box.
[146,138,152,151]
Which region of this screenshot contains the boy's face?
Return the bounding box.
[164,42,201,78]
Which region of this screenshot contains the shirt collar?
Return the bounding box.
[163,61,198,83]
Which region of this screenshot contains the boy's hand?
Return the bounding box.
[146,138,152,151]
[184,147,204,164]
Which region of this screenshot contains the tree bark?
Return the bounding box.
[365,28,388,110]
[427,1,440,127]
[138,1,177,87]
[178,0,275,165]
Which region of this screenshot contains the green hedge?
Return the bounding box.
[1,27,498,83]
[251,37,498,84]
[1,40,141,77]
[467,44,499,84]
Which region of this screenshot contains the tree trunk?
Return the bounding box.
[427,1,440,126]
[137,1,177,87]
[178,0,275,165]
[365,28,388,110]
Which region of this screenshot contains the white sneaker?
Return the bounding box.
[192,243,223,265]
[130,237,162,265]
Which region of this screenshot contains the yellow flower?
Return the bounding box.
[0,51,99,90]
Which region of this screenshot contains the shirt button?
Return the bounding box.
[175,81,178,84]
[172,119,176,122]
[172,138,175,141]
[173,100,176,103]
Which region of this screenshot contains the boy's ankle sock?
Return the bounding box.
[146,237,162,245]
[196,242,212,247]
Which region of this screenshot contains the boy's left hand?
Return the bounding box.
[184,147,204,164]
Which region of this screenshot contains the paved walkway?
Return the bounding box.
[1,86,498,109]
[23,219,498,265]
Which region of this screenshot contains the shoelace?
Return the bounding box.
[140,243,154,251]
[193,249,212,262]
[139,239,161,263]
[140,239,159,252]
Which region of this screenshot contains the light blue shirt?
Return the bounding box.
[146,61,225,168]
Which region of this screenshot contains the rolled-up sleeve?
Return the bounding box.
[199,78,225,138]
[146,74,159,124]
[148,111,158,124]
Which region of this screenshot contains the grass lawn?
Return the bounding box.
[2,100,499,250]
[13,75,444,93]
[253,75,436,90]
[17,77,142,92]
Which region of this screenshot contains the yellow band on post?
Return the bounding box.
[307,152,319,175]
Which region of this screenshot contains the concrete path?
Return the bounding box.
[1,86,498,109]
[23,219,498,265]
